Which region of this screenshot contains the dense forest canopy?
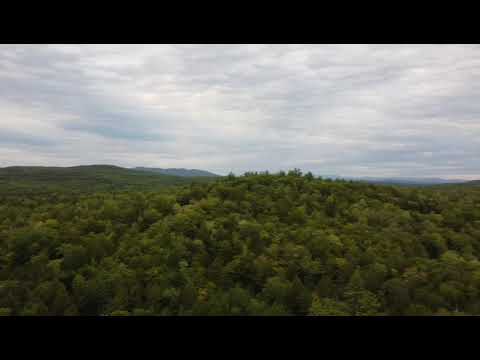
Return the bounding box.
[1,169,480,316]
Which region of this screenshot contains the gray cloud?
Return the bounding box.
[0,44,479,179]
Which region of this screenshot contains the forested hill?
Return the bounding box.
[134,167,220,177]
[466,180,480,186]
[0,165,216,195]
[1,170,480,316]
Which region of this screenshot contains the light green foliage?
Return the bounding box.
[309,296,349,316]
[0,308,12,316]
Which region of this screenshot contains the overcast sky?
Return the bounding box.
[0,44,479,179]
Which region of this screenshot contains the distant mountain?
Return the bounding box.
[134,167,220,177]
[313,173,467,185]
[351,176,467,186]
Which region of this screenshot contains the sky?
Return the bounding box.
[0,44,479,179]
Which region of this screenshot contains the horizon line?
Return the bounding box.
[0,163,478,181]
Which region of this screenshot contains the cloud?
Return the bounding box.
[0,44,479,179]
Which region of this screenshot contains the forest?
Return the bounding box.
[1,169,480,316]
[0,165,215,196]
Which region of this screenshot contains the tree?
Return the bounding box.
[0,308,12,316]
[383,278,410,314]
[325,195,338,217]
[344,270,381,315]
[286,277,312,315]
[309,296,349,316]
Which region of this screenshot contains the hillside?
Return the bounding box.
[466,180,480,186]
[0,165,215,195]
[134,167,220,177]
[1,170,479,316]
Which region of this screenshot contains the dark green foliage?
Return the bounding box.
[0,171,480,315]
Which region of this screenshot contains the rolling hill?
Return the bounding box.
[0,165,217,195]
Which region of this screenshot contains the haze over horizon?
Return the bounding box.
[1,44,479,180]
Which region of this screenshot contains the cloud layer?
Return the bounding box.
[1,44,479,179]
